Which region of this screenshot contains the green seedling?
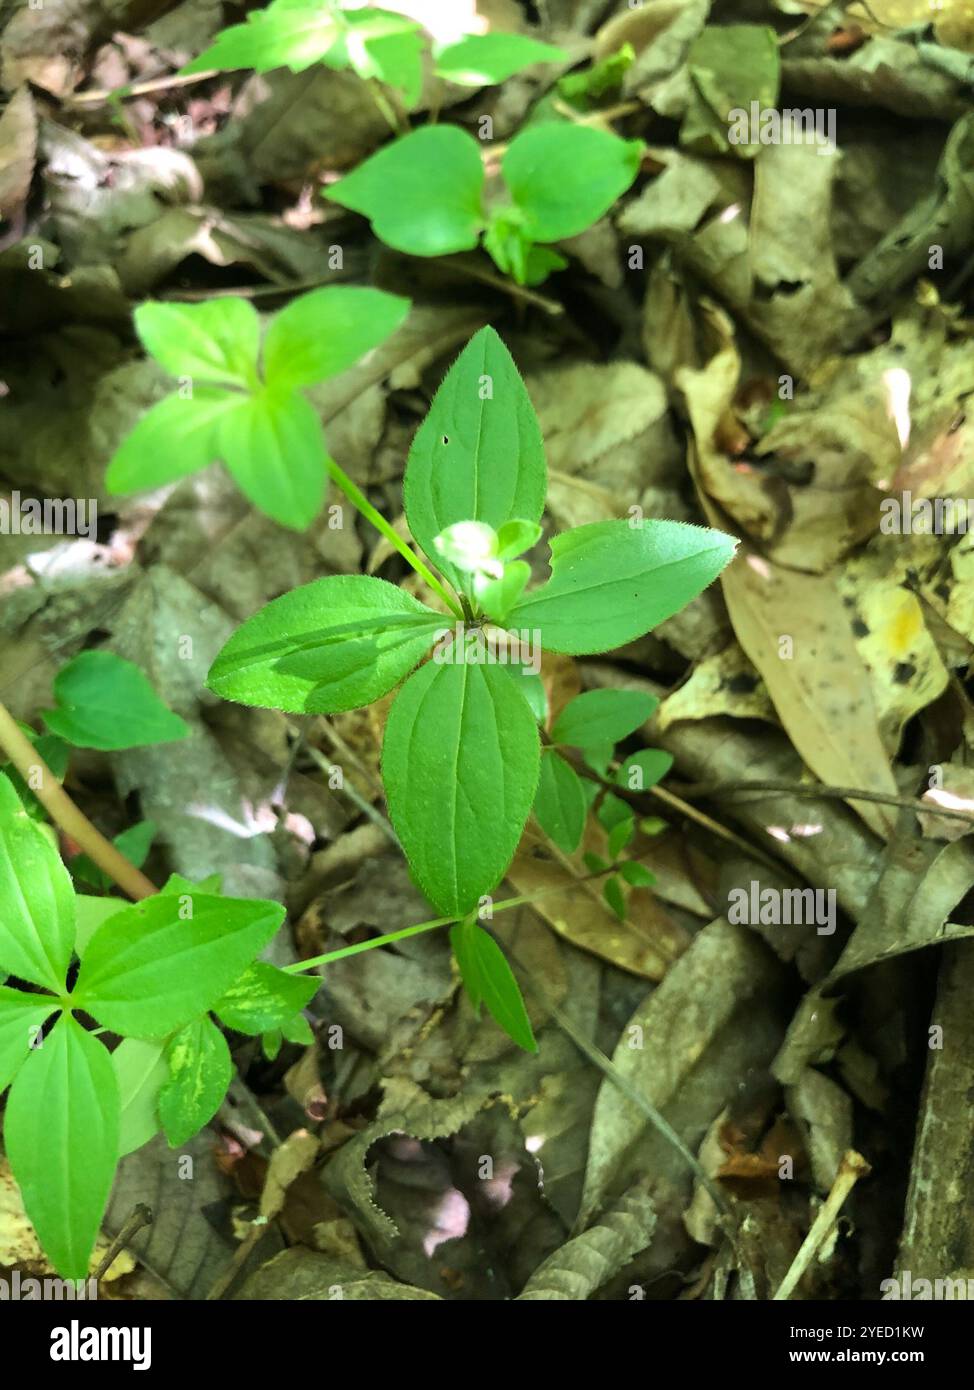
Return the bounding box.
[324,122,643,285]
[206,325,737,1043]
[106,286,410,530]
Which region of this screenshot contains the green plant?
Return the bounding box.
[181,0,567,112]
[325,122,643,285]
[105,286,410,530]
[0,769,315,1279]
[206,325,737,1038]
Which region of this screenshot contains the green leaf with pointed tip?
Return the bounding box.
[105,388,243,495]
[159,1016,233,1147]
[619,861,656,888]
[181,5,343,76]
[0,771,75,991]
[404,327,546,591]
[603,875,627,923]
[207,575,441,714]
[263,286,410,392]
[217,387,327,531]
[435,33,568,86]
[534,749,587,854]
[72,893,285,1039]
[450,919,536,1052]
[42,651,188,751]
[215,962,317,1034]
[502,124,643,243]
[114,1037,168,1157]
[617,748,674,791]
[552,689,657,749]
[496,519,542,561]
[133,299,260,389]
[5,1014,119,1280]
[508,520,737,654]
[325,126,485,257]
[382,647,540,916]
[281,1012,313,1045]
[0,987,58,1093]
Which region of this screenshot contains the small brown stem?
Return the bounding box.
[0,702,157,901]
[92,1205,153,1282]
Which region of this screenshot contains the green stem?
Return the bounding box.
[326,458,463,619]
[366,79,405,134]
[282,883,600,975]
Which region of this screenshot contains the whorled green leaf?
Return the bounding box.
[552,689,657,749]
[0,771,75,991]
[5,1013,119,1281]
[217,387,328,531]
[325,125,486,257]
[72,893,285,1039]
[158,1016,233,1147]
[214,962,318,1034]
[434,33,568,86]
[450,919,536,1052]
[207,574,441,714]
[0,987,58,1093]
[262,286,410,393]
[382,645,541,916]
[404,327,546,590]
[534,748,587,854]
[132,299,260,389]
[114,1037,168,1157]
[105,388,242,495]
[42,651,188,751]
[508,519,737,654]
[501,124,643,243]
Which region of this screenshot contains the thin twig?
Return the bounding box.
[66,70,220,106]
[0,702,157,900]
[92,1205,153,1282]
[679,779,974,828]
[443,255,565,316]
